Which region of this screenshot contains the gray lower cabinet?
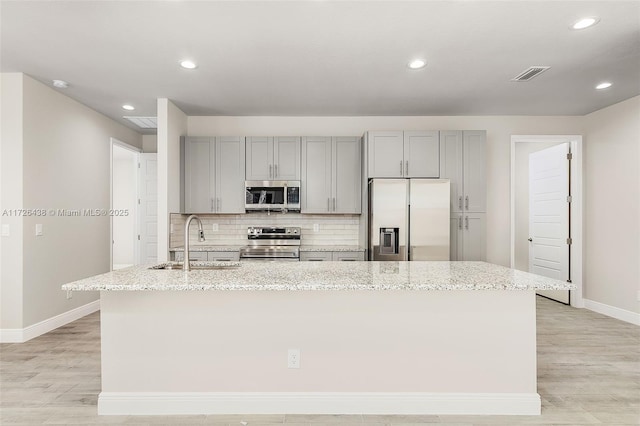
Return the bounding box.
[182,136,245,214]
[450,213,486,261]
[300,251,365,261]
[174,251,240,262]
[301,136,361,214]
[367,131,439,178]
[245,136,300,180]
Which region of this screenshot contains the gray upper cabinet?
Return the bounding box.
[440,130,486,213]
[403,131,439,178]
[368,131,439,178]
[182,136,245,214]
[302,136,361,214]
[368,131,404,178]
[245,136,300,180]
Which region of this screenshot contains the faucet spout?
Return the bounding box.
[184,214,205,271]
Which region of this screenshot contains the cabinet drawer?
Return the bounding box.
[174,251,208,262]
[300,252,333,261]
[332,252,365,261]
[207,251,240,262]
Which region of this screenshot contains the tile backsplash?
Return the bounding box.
[170,213,361,248]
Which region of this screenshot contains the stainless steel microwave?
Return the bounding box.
[245,181,300,212]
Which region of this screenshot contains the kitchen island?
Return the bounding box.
[62,261,573,416]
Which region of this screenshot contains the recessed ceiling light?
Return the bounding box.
[408,59,426,70]
[122,104,135,111]
[571,17,600,30]
[595,82,612,90]
[52,79,69,89]
[180,60,198,69]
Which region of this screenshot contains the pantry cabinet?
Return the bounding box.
[450,213,486,261]
[245,136,300,180]
[182,136,245,214]
[367,131,439,178]
[301,136,361,214]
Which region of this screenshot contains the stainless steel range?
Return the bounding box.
[239,227,301,261]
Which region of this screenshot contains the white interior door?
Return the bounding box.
[529,143,570,303]
[139,153,158,265]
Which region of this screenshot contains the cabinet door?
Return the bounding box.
[463,131,486,212]
[333,137,361,213]
[367,131,404,178]
[404,131,439,178]
[439,131,464,213]
[273,136,301,180]
[300,252,332,261]
[332,251,365,261]
[450,215,463,261]
[183,137,214,213]
[216,137,245,214]
[462,213,486,261]
[207,251,240,262]
[245,136,273,180]
[301,137,332,213]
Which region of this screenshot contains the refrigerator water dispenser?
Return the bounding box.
[379,228,399,255]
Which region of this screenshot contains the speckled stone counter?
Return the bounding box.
[170,245,364,252]
[169,245,244,252]
[62,261,574,292]
[299,245,365,252]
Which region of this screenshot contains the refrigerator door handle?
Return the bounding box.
[406,160,409,175]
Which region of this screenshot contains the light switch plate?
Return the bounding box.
[1,224,9,236]
[35,224,43,236]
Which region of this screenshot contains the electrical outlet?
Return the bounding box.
[170,224,174,234]
[212,223,219,232]
[287,349,300,369]
[313,224,319,232]
[35,224,43,236]
[1,224,9,236]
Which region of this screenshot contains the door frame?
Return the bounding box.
[110,138,142,271]
[510,135,584,308]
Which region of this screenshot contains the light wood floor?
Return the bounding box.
[1,296,638,425]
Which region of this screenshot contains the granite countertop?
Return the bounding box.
[171,245,365,252]
[61,261,575,292]
[299,245,365,252]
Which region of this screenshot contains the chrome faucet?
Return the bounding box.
[184,214,205,271]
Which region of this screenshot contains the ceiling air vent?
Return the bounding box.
[123,116,157,129]
[511,66,551,82]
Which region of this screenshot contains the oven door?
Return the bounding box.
[239,246,300,261]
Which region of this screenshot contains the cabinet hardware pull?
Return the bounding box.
[211,198,214,212]
[269,164,273,178]
[327,198,330,212]
[465,195,469,210]
[465,216,469,229]
[333,197,336,211]
[458,217,463,230]
[217,198,220,212]
[458,196,463,210]
[406,160,409,175]
[400,160,403,175]
[275,164,278,177]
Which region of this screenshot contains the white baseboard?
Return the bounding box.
[0,299,100,343]
[98,392,541,416]
[584,298,640,326]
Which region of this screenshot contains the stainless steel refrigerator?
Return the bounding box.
[369,179,450,261]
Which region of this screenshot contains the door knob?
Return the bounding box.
[528,238,533,242]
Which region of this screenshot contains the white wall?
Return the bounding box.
[3,74,142,330]
[0,73,24,329]
[157,99,187,261]
[189,116,585,267]
[112,145,137,267]
[583,96,640,314]
[513,141,565,271]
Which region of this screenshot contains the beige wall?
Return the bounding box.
[189,115,585,267]
[1,73,25,329]
[142,134,157,153]
[157,99,187,261]
[583,96,640,314]
[2,73,142,329]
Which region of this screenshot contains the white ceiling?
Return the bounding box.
[2,1,639,134]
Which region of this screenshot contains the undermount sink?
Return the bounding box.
[149,262,241,271]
